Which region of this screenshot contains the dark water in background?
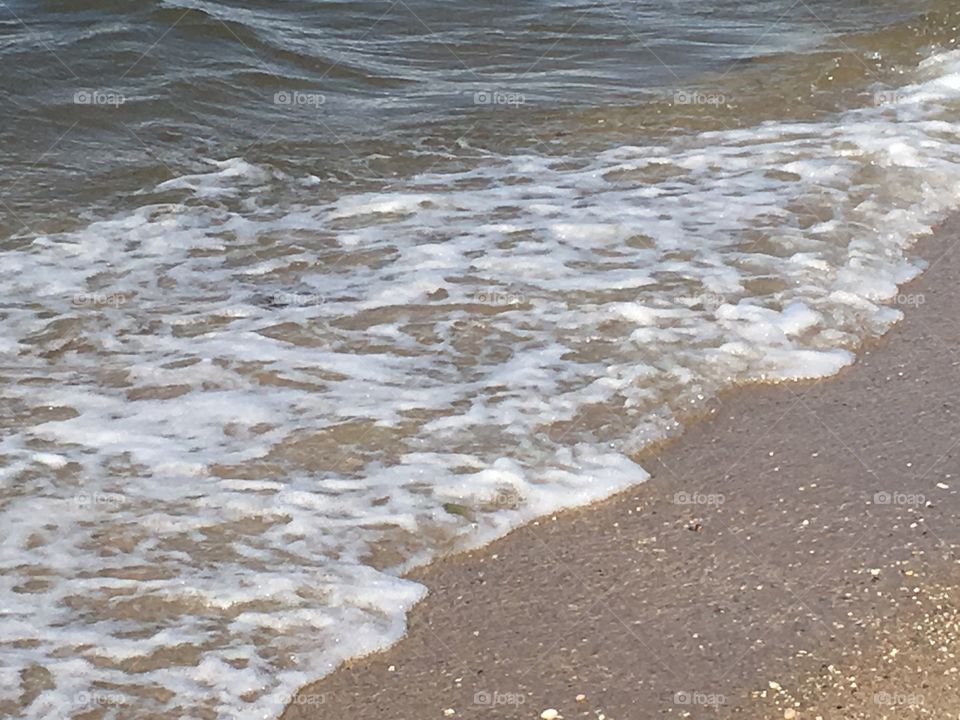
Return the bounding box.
[0,0,921,232]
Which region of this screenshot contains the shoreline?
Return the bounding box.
[281,216,960,720]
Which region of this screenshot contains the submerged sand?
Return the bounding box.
[282,216,960,720]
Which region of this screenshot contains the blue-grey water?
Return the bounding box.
[1,0,923,230]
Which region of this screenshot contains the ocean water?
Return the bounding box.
[2,0,960,717]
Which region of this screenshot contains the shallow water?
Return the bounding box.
[0,0,921,230]
[2,0,960,718]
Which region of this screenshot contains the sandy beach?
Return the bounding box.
[282,217,960,719]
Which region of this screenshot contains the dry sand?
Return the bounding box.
[281,217,960,720]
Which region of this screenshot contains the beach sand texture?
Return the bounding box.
[283,216,960,718]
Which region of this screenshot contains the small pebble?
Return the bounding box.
[784,709,797,720]
[540,710,560,720]
[443,710,455,717]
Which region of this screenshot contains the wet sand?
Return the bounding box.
[281,216,960,720]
